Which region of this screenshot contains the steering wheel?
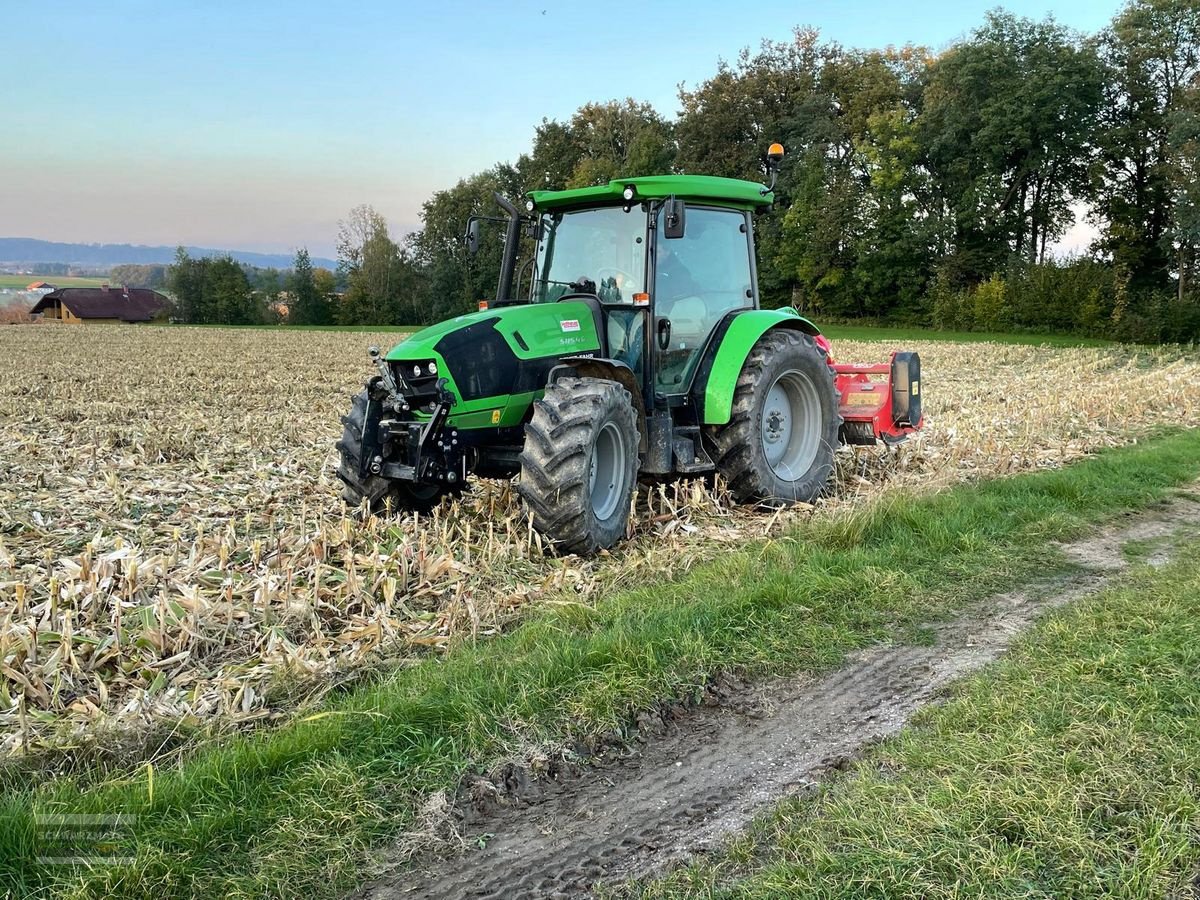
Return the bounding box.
[596,267,636,297]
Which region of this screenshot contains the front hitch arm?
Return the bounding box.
[367,346,401,399]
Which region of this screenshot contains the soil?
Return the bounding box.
[353,495,1200,900]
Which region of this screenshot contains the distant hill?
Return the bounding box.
[0,238,336,270]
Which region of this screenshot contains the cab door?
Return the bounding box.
[652,206,755,393]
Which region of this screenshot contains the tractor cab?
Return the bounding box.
[526,186,762,402]
[515,175,772,411]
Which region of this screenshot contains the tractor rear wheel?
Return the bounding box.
[335,388,457,515]
[708,330,839,505]
[517,377,639,554]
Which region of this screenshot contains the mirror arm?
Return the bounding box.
[762,164,781,195]
[762,144,785,195]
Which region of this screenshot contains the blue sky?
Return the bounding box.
[3,0,1122,259]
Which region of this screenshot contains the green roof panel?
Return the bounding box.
[528,174,773,211]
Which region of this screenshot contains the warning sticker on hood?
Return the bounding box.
[560,319,581,332]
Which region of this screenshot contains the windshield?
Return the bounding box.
[533,206,647,304]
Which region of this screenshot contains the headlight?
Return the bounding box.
[427,361,438,375]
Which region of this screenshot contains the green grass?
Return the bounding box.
[0,274,107,289]
[4,429,1200,898]
[631,541,1200,899]
[820,322,1116,347]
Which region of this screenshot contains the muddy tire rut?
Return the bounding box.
[354,496,1200,899]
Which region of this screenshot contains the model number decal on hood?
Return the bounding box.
[560,319,581,333]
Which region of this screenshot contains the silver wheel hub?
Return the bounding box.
[589,420,627,521]
[763,406,790,446]
[761,369,822,482]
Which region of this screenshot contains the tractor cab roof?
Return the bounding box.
[527,174,773,212]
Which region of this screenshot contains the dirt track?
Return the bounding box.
[354,496,1200,899]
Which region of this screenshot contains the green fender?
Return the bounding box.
[699,308,822,425]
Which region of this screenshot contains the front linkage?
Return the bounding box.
[360,346,466,489]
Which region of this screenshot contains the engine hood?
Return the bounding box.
[385,301,601,363]
[382,300,605,430]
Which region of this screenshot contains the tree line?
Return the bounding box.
[167,0,1199,341]
[162,208,427,326]
[162,249,339,325]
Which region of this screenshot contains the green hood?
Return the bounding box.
[384,301,604,430]
[385,301,601,363]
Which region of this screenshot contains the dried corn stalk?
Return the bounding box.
[1,325,1197,755]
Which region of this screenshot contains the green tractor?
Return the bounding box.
[337,147,923,553]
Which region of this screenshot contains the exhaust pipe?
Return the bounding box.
[494,192,521,303]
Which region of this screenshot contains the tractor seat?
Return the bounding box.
[662,295,707,346]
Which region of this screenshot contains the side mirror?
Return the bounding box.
[465,218,481,257]
[663,196,686,239]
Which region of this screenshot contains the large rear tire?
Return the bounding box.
[517,377,639,554]
[707,330,840,505]
[335,388,457,515]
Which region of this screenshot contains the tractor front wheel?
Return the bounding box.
[708,330,840,505]
[335,388,458,515]
[518,377,639,554]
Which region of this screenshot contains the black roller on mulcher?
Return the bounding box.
[335,387,456,515]
[707,330,840,505]
[517,376,640,555]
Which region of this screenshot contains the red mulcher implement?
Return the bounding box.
[814,334,923,445]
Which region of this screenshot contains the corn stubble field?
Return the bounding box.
[1,325,1198,758]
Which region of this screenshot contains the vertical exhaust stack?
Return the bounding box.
[493,193,522,303]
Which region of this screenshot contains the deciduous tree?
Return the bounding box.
[1095,0,1200,289]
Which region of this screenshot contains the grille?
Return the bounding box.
[391,359,440,409]
[433,318,518,402]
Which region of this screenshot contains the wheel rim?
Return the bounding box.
[761,369,822,481]
[589,420,627,521]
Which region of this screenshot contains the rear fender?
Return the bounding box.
[694,309,821,426]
